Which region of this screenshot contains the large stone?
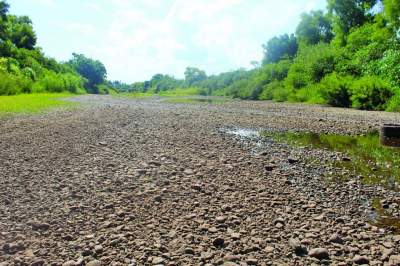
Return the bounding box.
[289,238,307,256]
[213,237,225,248]
[308,248,329,260]
[86,260,102,266]
[353,255,369,265]
[30,222,50,231]
[30,260,45,266]
[328,233,344,244]
[389,255,400,265]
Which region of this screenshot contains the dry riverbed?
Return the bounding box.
[0,95,400,265]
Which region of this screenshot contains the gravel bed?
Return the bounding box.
[0,95,399,265]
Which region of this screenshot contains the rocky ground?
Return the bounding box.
[0,95,400,266]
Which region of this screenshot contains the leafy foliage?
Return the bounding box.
[319,73,353,107]
[0,1,110,96]
[285,44,339,90]
[296,10,334,45]
[6,15,36,49]
[375,48,400,87]
[383,0,400,31]
[262,34,298,64]
[350,76,394,110]
[184,67,207,86]
[328,0,377,45]
[68,53,107,93]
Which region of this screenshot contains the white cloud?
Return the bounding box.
[92,0,328,81]
[22,0,326,81]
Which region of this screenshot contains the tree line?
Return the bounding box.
[120,0,400,112]
[0,1,110,95]
[2,0,400,112]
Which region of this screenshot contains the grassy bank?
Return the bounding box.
[0,93,77,115]
[117,87,206,99]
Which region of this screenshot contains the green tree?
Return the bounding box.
[0,0,9,40]
[262,34,298,64]
[6,15,37,49]
[184,67,206,85]
[68,53,107,93]
[285,44,339,90]
[0,0,8,20]
[328,0,377,44]
[296,10,333,45]
[383,0,400,31]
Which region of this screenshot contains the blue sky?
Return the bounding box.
[11,0,327,83]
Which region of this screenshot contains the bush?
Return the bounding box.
[291,85,325,104]
[226,79,252,99]
[32,71,85,94]
[272,85,292,102]
[319,73,353,107]
[0,71,32,95]
[386,92,400,112]
[285,44,339,90]
[263,60,291,81]
[61,73,86,94]
[350,76,394,110]
[376,49,400,88]
[95,84,111,95]
[33,71,65,93]
[259,80,281,100]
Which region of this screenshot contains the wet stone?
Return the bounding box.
[213,237,225,248]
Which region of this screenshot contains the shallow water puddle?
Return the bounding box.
[225,128,259,138]
[262,131,400,187]
[371,198,400,234]
[262,130,400,232]
[166,98,228,104]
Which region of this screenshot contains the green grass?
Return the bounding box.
[115,92,155,98]
[157,87,205,97]
[115,87,207,98]
[0,93,77,115]
[164,97,229,104]
[262,130,400,187]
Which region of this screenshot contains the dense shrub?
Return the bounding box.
[259,80,281,100]
[62,73,86,94]
[285,44,339,90]
[32,71,85,94]
[0,71,32,95]
[376,49,400,87]
[32,71,64,92]
[264,60,291,81]
[319,73,353,107]
[350,76,394,110]
[291,85,325,104]
[386,92,400,112]
[226,79,253,99]
[272,85,291,102]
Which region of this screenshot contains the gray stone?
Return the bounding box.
[353,255,369,265]
[308,248,329,260]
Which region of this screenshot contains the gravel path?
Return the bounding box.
[1,95,400,265]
